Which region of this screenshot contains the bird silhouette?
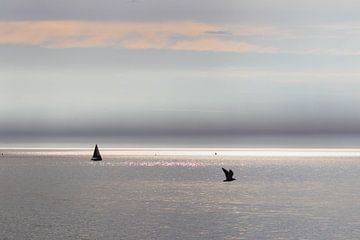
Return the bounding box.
[222,168,236,182]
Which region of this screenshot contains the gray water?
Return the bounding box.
[1,149,360,240]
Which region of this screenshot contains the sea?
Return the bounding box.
[1,148,360,240]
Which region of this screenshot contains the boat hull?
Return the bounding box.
[91,157,102,161]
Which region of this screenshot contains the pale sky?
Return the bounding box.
[2,0,360,147]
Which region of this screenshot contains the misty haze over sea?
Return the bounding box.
[2,134,360,148]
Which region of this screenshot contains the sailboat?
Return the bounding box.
[91,144,102,161]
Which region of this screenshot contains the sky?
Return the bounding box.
[2,0,360,147]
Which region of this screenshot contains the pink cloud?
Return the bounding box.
[172,37,277,53]
[0,21,277,53]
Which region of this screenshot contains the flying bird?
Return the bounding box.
[222,168,236,182]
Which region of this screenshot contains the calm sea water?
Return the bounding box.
[1,148,360,240]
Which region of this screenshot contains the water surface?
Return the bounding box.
[1,149,360,239]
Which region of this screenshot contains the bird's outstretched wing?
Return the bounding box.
[222,168,229,176]
[229,169,234,178]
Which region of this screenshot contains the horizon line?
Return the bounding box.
[2,147,360,151]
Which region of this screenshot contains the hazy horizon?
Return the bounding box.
[3,134,360,148]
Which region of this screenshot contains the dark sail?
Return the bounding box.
[91,144,102,161]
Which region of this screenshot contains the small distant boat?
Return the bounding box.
[91,144,102,161]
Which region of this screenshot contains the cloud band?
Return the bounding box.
[0,21,277,53]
